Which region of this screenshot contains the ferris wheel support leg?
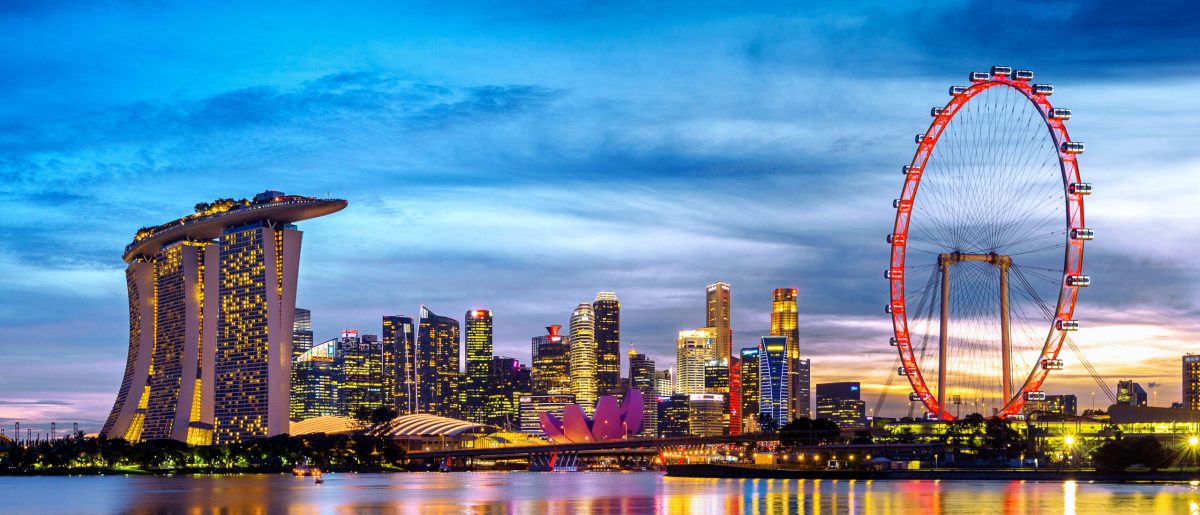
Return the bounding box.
[938,256,951,421]
[999,260,1013,404]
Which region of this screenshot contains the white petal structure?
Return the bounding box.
[539,389,644,443]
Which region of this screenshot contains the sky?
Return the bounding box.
[2,0,1199,433]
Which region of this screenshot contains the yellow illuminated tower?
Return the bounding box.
[463,309,494,423]
[771,288,809,418]
[417,306,461,417]
[593,292,621,396]
[706,282,732,363]
[569,303,597,411]
[101,192,345,444]
[676,329,716,395]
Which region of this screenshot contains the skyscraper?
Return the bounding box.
[569,303,597,411]
[336,330,386,417]
[102,191,345,445]
[676,329,716,394]
[593,292,621,396]
[291,338,339,421]
[1186,354,1200,410]
[463,309,494,423]
[796,359,812,419]
[688,394,727,437]
[658,394,690,438]
[417,306,461,417]
[532,325,571,396]
[382,315,415,414]
[654,370,673,397]
[728,355,741,436]
[706,282,732,363]
[628,350,657,438]
[771,288,804,418]
[759,336,790,428]
[290,309,315,419]
[739,347,760,432]
[485,356,522,427]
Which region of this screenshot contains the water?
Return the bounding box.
[4,472,1200,514]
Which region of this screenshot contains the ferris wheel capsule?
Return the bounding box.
[890,337,899,346]
[990,66,1013,77]
[1061,141,1085,154]
[1056,320,1080,331]
[969,71,990,82]
[915,134,926,144]
[949,86,967,96]
[1071,228,1095,240]
[1066,275,1091,287]
[1013,70,1035,81]
[1025,391,1047,401]
[1049,108,1072,120]
[931,107,944,117]
[1069,182,1093,195]
[903,165,921,175]
[1032,84,1054,95]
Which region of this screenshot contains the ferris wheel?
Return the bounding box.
[887,66,1092,421]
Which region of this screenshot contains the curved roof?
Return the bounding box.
[290,416,360,436]
[374,414,499,438]
[124,195,346,262]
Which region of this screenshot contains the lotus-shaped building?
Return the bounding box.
[539,389,644,443]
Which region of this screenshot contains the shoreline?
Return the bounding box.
[665,464,1200,483]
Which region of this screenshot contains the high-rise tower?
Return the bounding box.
[463,309,494,423]
[771,288,806,418]
[102,191,345,445]
[676,329,716,395]
[382,315,415,414]
[593,292,621,396]
[628,350,657,437]
[758,336,790,428]
[532,325,571,396]
[706,282,732,362]
[1186,354,1200,410]
[417,306,461,417]
[569,303,597,411]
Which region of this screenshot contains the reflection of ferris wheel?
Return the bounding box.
[887,66,1092,421]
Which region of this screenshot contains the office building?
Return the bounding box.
[382,315,415,414]
[293,308,313,358]
[291,338,339,421]
[1116,380,1148,407]
[658,394,690,438]
[463,310,494,423]
[816,382,867,429]
[102,191,345,445]
[1187,354,1200,410]
[740,347,760,431]
[569,303,597,411]
[771,288,805,418]
[519,394,575,434]
[417,306,461,417]
[688,394,727,437]
[654,370,673,397]
[593,292,621,396]
[758,336,790,428]
[531,325,571,396]
[677,329,716,394]
[796,359,812,418]
[1024,394,1078,417]
[629,350,658,438]
[337,330,385,417]
[728,356,741,436]
[706,282,732,362]
[483,356,522,427]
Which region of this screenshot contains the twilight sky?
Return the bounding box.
[2,1,1199,433]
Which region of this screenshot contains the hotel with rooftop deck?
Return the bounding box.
[101,191,345,444]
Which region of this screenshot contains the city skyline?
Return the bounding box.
[3,1,1200,434]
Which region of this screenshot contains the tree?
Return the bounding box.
[780,417,841,447]
[758,414,779,434]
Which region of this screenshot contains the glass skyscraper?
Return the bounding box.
[759,336,790,428]
[462,310,493,423]
[417,306,460,417]
[739,347,760,432]
[531,325,571,396]
[628,350,657,437]
[382,315,415,414]
[771,288,808,418]
[291,338,339,421]
[336,330,385,417]
[569,303,597,411]
[593,292,621,397]
[676,329,715,395]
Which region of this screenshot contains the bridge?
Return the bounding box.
[407,433,778,462]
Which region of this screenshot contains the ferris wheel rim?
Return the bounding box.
[887,68,1088,421]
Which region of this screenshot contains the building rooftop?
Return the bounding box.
[123,191,346,263]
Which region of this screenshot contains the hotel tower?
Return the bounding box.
[101,191,345,444]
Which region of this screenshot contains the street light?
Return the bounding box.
[1064,435,1076,470]
[1189,436,1198,447]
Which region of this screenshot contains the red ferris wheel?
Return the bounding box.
[887,66,1092,421]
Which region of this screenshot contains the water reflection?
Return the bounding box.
[5,472,1200,514]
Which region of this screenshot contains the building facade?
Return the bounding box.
[688,394,726,437]
[1117,380,1149,407]
[569,303,598,411]
[291,338,339,421]
[739,347,760,432]
[417,306,461,418]
[654,370,673,397]
[1187,354,1200,410]
[677,329,716,395]
[658,394,690,438]
[771,288,806,419]
[796,358,812,418]
[462,310,494,423]
[336,330,385,417]
[382,315,415,414]
[593,292,621,396]
[531,325,571,396]
[815,382,866,429]
[629,350,658,438]
[706,282,732,363]
[519,394,576,434]
[758,336,790,428]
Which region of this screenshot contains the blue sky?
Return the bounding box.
[2,1,1199,432]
